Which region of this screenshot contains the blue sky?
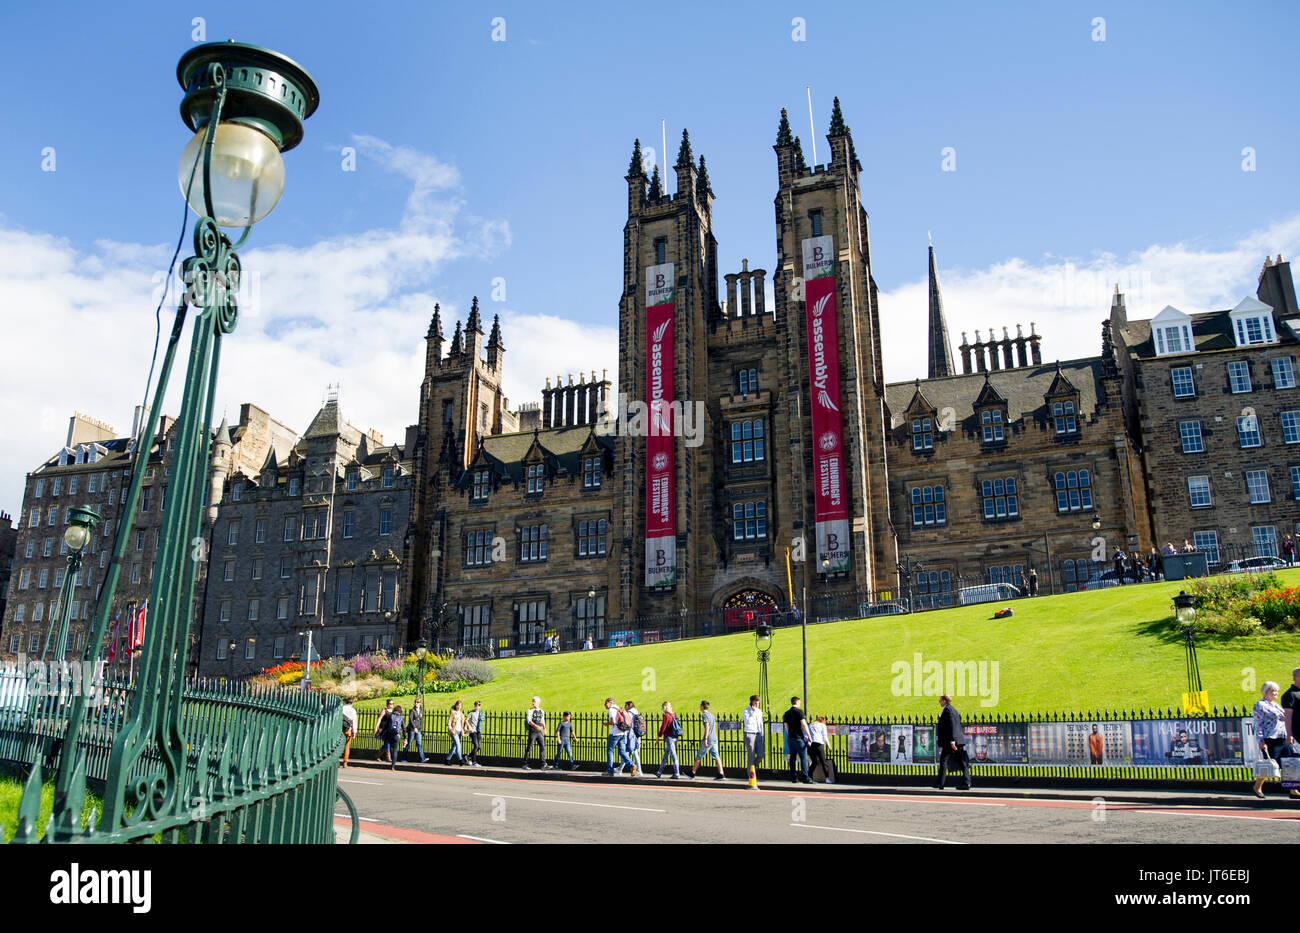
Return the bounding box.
[0,1,1297,514]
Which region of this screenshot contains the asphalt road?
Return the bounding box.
[335,768,1300,844]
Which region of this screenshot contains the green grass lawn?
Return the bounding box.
[363,572,1300,718]
[0,773,101,843]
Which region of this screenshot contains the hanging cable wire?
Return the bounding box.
[139,145,204,435]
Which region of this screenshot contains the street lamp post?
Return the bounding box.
[415,643,428,704]
[42,506,101,663]
[34,40,319,842]
[298,629,315,689]
[895,554,923,611]
[755,621,772,731]
[1173,590,1204,712]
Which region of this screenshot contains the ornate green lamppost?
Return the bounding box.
[20,41,319,843]
[41,506,101,662]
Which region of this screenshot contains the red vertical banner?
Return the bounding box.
[645,261,677,587]
[132,601,148,649]
[802,235,851,573]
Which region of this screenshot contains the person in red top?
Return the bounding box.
[655,700,682,778]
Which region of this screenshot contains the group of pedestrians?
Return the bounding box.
[348,696,488,770]
[1112,547,1163,584]
[1251,667,1300,798]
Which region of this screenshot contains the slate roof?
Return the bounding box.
[456,424,613,488]
[1117,307,1299,360]
[885,358,1107,429]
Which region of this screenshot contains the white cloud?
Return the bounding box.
[880,214,1300,383]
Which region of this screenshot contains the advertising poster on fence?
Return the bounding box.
[966,723,1030,764]
[867,724,893,761]
[1130,717,1244,766]
[846,724,870,763]
[1029,721,1134,766]
[912,725,936,763]
[889,724,914,763]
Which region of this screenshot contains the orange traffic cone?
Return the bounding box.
[747,765,758,789]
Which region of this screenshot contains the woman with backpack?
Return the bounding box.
[624,700,645,775]
[655,700,683,778]
[384,705,404,771]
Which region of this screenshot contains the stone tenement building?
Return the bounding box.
[1111,256,1300,564]
[198,394,413,677]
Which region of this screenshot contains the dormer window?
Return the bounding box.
[471,469,490,501]
[1229,297,1277,347]
[911,417,933,451]
[382,467,394,488]
[980,409,1005,444]
[526,463,544,495]
[1052,400,1078,434]
[1151,305,1195,357]
[288,477,300,497]
[347,470,358,491]
[231,483,242,502]
[582,456,602,489]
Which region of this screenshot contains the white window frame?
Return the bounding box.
[1187,475,1212,509]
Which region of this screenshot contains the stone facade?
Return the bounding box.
[196,396,412,677]
[0,511,15,633]
[1112,258,1300,564]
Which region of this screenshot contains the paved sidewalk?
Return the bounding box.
[340,758,1299,809]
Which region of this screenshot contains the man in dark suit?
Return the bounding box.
[934,694,972,790]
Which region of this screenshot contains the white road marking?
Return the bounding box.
[790,822,964,844]
[458,834,510,844]
[1134,809,1296,823]
[334,813,380,822]
[338,779,384,785]
[473,792,665,813]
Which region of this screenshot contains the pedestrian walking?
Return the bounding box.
[583,636,593,651]
[933,694,971,790]
[655,700,682,778]
[374,698,395,763]
[808,714,832,783]
[1028,568,1039,596]
[1251,682,1290,798]
[689,700,725,781]
[402,697,427,762]
[447,700,466,765]
[543,634,554,654]
[521,696,551,770]
[340,698,357,768]
[781,696,813,784]
[741,694,765,778]
[624,700,645,775]
[465,700,485,768]
[384,705,404,771]
[604,697,636,776]
[1279,667,1300,799]
[1147,547,1162,581]
[554,711,578,770]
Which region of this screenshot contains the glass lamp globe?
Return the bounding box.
[63,524,91,553]
[178,122,285,227]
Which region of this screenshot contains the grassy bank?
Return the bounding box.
[361,572,1300,717]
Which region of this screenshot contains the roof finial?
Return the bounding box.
[828,96,846,136]
[627,138,644,177]
[648,164,662,199]
[776,108,793,147]
[675,128,693,168]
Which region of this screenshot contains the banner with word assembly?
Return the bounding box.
[801,235,850,574]
[645,262,677,587]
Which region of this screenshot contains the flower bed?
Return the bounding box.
[250,649,482,700]
[1184,572,1300,635]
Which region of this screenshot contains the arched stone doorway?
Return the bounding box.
[719,586,780,631]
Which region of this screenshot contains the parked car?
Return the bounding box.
[1078,568,1125,590]
[1225,555,1288,574]
[860,601,910,617]
[958,583,1021,605]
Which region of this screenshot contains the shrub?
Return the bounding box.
[423,679,470,694]
[1181,573,1297,636]
[435,658,495,685]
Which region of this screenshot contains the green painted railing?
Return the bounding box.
[1,667,354,843]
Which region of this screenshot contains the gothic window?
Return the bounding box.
[981,478,1018,519]
[911,417,933,451]
[1051,400,1077,434]
[519,525,548,562]
[465,530,491,567]
[910,486,945,526]
[526,463,544,495]
[731,420,765,463]
[732,501,768,540]
[1054,470,1092,512]
[980,408,1005,444]
[582,457,602,489]
[471,470,490,501]
[577,519,608,557]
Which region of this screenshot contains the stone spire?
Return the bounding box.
[776,108,793,147]
[487,313,504,371]
[450,319,463,356]
[792,136,807,171]
[426,302,443,340]
[627,137,644,177]
[214,416,232,449]
[648,164,662,200]
[696,155,713,199]
[466,296,483,334]
[828,96,846,136]
[675,128,693,168]
[927,244,956,378]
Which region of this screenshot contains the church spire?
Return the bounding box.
[696,154,713,199]
[466,296,483,334]
[792,136,807,171]
[627,138,644,177]
[648,164,662,200]
[927,243,955,378]
[675,128,693,168]
[828,96,846,136]
[450,319,463,356]
[426,302,443,340]
[776,108,793,147]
